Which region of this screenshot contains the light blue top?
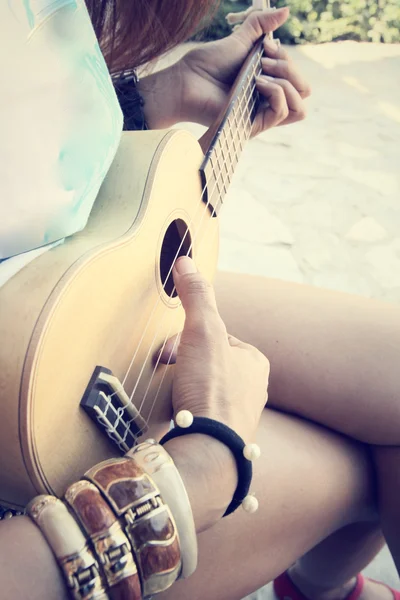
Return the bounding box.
[0,0,123,259]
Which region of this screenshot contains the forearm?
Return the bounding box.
[0,515,68,600]
[0,437,236,598]
[137,63,187,129]
[164,434,237,532]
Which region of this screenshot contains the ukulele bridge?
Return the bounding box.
[80,367,148,453]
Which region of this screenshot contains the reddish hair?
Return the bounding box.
[86,0,220,72]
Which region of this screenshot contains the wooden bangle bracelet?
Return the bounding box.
[65,480,142,600]
[127,440,197,579]
[85,457,181,598]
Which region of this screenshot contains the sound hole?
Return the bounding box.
[160,219,192,298]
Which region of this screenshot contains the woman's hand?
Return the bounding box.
[176,7,310,136]
[139,8,311,135]
[159,256,269,443]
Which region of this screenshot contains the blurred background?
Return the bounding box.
[203,0,400,44]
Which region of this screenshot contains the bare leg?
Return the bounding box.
[214,273,400,445]
[289,522,390,600]
[214,272,400,573]
[160,409,379,600]
[373,446,400,573]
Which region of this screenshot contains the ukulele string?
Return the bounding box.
[135,89,258,402]
[124,89,260,443]
[130,81,260,415]
[119,45,264,394]
[123,85,258,427]
[106,49,263,441]
[116,49,262,397]
[137,95,259,433]
[120,65,263,441]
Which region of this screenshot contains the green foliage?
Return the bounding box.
[200,0,400,44]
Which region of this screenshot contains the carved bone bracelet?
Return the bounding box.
[85,456,181,598]
[27,495,107,600]
[127,439,198,579]
[65,480,142,600]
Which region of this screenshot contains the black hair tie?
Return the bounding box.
[160,412,261,517]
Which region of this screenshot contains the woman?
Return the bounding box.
[0,1,399,599]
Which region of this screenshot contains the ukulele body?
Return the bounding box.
[0,129,219,508]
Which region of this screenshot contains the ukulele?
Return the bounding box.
[0,0,272,508]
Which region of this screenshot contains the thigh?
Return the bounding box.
[160,409,376,600]
[214,272,400,445]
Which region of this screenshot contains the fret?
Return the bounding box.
[238,93,251,141]
[215,138,229,196]
[219,128,231,188]
[228,116,239,169]
[199,37,265,216]
[233,105,244,153]
[210,154,224,200]
[228,115,240,167]
[222,125,235,178]
[240,93,251,142]
[245,81,252,104]
[201,161,219,217]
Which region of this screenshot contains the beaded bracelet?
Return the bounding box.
[160,412,261,517]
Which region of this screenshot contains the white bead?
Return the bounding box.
[242,495,259,514]
[243,443,261,461]
[176,410,194,428]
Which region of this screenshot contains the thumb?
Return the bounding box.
[234,7,289,47]
[173,256,219,326]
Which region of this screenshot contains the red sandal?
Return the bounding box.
[274,571,400,600]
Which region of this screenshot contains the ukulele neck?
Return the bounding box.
[199,39,264,216]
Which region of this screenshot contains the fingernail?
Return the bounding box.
[264,39,279,53]
[174,256,196,276]
[256,75,274,84]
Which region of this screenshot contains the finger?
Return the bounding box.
[261,56,311,99]
[252,76,289,135]
[172,256,225,334]
[226,6,254,26]
[263,38,291,62]
[234,7,289,49]
[264,76,307,126]
[262,58,311,99]
[227,334,251,349]
[157,333,181,365]
[263,40,312,98]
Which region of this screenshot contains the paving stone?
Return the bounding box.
[311,270,375,297]
[218,238,304,283]
[221,188,294,245]
[345,217,388,242]
[365,239,400,289]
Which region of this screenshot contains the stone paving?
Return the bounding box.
[175,41,400,596]
[218,42,400,304]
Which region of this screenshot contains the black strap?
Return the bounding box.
[160,417,253,517]
[112,70,149,132]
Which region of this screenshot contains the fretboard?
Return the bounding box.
[199,39,264,216]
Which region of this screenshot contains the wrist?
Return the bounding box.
[137,63,186,129]
[163,433,237,532]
